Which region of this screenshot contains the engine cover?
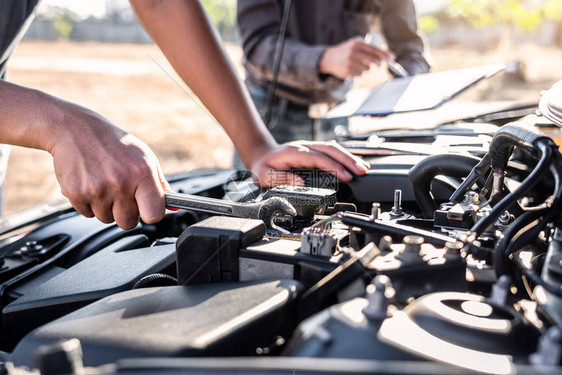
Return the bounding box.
[10,280,302,367]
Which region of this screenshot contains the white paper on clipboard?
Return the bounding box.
[325,64,505,120]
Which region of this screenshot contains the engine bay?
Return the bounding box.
[1,82,562,374]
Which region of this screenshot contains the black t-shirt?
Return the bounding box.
[0,0,40,78]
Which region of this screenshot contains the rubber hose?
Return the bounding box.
[488,121,550,170]
[471,139,555,237]
[132,273,178,289]
[515,256,562,298]
[408,153,484,218]
[493,207,553,277]
[449,154,492,203]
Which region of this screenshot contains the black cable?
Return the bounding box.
[549,154,562,200]
[514,256,562,298]
[471,140,554,237]
[263,0,294,127]
[493,206,553,277]
[521,274,562,329]
[449,154,492,203]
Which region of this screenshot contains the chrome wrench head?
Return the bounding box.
[165,191,296,231]
[257,196,297,231]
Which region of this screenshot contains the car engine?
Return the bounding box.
[2,81,562,374]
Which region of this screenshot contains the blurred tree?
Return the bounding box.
[544,0,562,22]
[448,0,562,33]
[200,0,237,41]
[448,0,562,52]
[51,9,75,40]
[419,15,440,34]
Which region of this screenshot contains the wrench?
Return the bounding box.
[165,191,297,228]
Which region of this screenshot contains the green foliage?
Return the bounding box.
[200,0,237,29]
[52,11,74,40]
[200,0,238,41]
[419,15,440,34]
[544,0,562,22]
[448,0,562,33]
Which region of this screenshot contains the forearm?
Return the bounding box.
[0,80,64,151]
[244,35,333,90]
[130,0,276,167]
[0,80,167,229]
[0,80,125,153]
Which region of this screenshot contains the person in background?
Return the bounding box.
[0,0,369,229]
[237,0,431,144]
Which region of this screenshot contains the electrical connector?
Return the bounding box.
[300,227,337,257]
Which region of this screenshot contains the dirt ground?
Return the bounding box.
[4,40,562,214]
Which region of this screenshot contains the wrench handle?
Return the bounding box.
[165,192,234,216]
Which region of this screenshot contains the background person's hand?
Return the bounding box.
[48,107,168,230]
[249,141,370,187]
[319,37,395,79]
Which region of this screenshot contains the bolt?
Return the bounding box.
[498,212,512,226]
[403,235,424,254]
[363,275,393,320]
[21,240,43,254]
[273,214,294,228]
[378,236,393,252]
[391,190,403,216]
[444,241,463,257]
[371,202,381,220]
[464,191,480,204]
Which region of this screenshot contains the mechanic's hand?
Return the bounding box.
[319,37,395,79]
[249,141,370,187]
[48,108,168,230]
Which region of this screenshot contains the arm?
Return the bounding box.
[380,0,431,75]
[130,0,369,186]
[239,0,393,84]
[238,0,334,90]
[0,80,168,229]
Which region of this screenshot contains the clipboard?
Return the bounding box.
[325,64,505,120]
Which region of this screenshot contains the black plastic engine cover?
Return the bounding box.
[378,292,540,372]
[2,239,175,350]
[284,297,420,361]
[10,279,302,367]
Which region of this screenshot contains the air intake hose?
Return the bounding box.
[487,121,550,171]
[408,154,484,218]
[469,122,556,237]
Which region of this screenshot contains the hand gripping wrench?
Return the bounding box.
[165,191,297,229]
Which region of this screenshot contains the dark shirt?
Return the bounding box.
[238,0,430,105]
[0,0,39,78]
